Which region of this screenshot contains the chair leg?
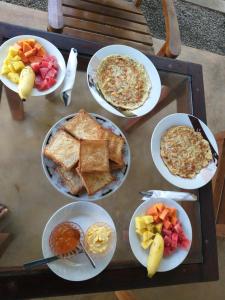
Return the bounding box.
[115,291,137,300]
[4,86,25,121]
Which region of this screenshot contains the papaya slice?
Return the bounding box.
[18,50,29,63]
[159,208,170,220]
[34,42,42,50]
[22,42,32,53]
[24,48,37,58]
[36,47,46,57]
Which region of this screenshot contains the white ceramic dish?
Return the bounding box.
[87,45,161,118]
[0,35,66,96]
[41,113,131,201]
[42,201,117,281]
[129,198,192,272]
[151,113,218,189]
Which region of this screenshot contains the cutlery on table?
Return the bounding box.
[188,114,219,164]
[24,223,96,270]
[23,251,75,269]
[140,190,197,201]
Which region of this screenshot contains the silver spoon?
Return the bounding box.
[24,223,96,269]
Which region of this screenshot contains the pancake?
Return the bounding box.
[96,55,151,110]
[160,126,212,178]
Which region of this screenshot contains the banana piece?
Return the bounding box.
[18,66,35,100]
[147,233,164,278]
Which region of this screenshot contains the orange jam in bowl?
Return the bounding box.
[49,222,82,255]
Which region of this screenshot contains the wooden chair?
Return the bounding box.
[47,0,181,58]
[213,131,225,238]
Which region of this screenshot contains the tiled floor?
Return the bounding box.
[0,3,224,300]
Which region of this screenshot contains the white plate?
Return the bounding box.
[41,113,131,201]
[87,45,161,118]
[42,201,117,281]
[0,35,66,96]
[151,113,218,189]
[129,198,192,272]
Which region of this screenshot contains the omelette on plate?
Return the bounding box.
[96,55,151,110]
[160,126,212,178]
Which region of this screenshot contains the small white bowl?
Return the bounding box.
[0,35,66,96]
[87,44,161,118]
[151,113,218,189]
[129,198,192,272]
[42,201,117,281]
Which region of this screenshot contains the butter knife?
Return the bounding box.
[140,190,197,201]
[188,114,218,163]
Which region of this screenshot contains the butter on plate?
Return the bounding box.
[85,223,112,254]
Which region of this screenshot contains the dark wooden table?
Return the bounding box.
[0,22,218,299]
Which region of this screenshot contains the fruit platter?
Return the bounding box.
[0,35,66,98]
[129,198,192,277]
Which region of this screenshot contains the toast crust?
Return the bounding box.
[109,161,124,171]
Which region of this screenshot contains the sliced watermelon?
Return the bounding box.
[162,221,190,256]
[31,62,40,73]
[32,55,58,91]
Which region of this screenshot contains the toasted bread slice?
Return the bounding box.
[44,130,80,169]
[77,168,114,195]
[99,129,125,165]
[63,109,102,140]
[109,161,124,171]
[79,140,109,172]
[57,167,83,195]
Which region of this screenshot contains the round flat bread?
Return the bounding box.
[96,55,151,110]
[160,126,212,178]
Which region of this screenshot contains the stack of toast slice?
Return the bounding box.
[44,109,125,196]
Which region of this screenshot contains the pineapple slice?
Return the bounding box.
[11,55,22,62]
[12,61,25,72]
[142,231,154,242]
[1,64,10,75]
[8,46,18,57]
[141,239,153,250]
[7,72,20,84]
[155,223,163,233]
[142,215,154,224]
[135,216,146,229]
[146,224,154,231]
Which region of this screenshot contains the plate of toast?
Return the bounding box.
[42,109,130,201]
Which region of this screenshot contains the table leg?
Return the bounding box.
[4,86,25,121]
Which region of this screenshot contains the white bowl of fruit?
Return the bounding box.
[129,198,192,278]
[0,35,66,99]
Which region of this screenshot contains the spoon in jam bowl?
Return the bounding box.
[24,221,96,269]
